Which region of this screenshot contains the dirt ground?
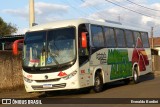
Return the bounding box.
[0,88,43,98]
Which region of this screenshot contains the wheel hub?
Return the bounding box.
[134,71,137,80]
[95,77,100,86]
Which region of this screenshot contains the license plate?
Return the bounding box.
[43,84,52,88]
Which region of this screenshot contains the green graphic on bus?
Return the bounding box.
[107,49,132,80]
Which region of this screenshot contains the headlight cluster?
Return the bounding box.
[23,76,33,83]
[63,71,77,80]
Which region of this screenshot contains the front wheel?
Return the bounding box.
[93,72,103,93]
[133,67,139,84]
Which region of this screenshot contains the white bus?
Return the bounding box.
[13,18,152,93]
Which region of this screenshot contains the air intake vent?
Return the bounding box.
[35,78,61,83]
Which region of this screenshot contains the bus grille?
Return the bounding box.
[35,78,61,83]
[31,83,66,90]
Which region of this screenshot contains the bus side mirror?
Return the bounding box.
[81,32,87,48]
[12,39,24,55]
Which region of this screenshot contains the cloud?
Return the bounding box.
[2,0,160,36]
[86,0,160,36]
[34,2,69,23]
[2,2,69,23]
[2,2,69,34]
[80,0,106,7]
[35,2,68,15]
[80,0,125,8]
[2,8,28,19]
[13,28,28,35]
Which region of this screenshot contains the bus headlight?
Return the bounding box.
[23,76,33,83]
[63,71,77,80]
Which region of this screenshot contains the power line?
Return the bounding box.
[105,0,160,18]
[79,0,150,30]
[79,0,107,20]
[62,0,88,18]
[62,0,153,31]
[126,0,160,12]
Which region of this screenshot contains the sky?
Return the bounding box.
[0,0,160,37]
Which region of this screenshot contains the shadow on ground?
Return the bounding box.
[138,72,155,83]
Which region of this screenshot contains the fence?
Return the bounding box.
[0,51,24,91]
[154,55,160,71]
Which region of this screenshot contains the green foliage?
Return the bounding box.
[0,17,17,36]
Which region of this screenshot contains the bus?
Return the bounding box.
[13,18,152,93]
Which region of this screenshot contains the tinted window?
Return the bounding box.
[104,27,116,48]
[115,29,126,48]
[141,32,149,48]
[25,31,46,44]
[91,25,104,47]
[134,31,142,48]
[125,30,134,48]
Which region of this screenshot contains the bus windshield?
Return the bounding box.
[23,27,76,68]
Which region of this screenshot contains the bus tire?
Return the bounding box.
[93,72,103,93]
[133,67,139,84]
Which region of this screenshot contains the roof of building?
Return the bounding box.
[0,34,24,39]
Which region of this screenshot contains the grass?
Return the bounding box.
[0,51,24,92]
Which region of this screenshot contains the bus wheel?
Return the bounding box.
[93,72,103,93]
[133,67,139,84]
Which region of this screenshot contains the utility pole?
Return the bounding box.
[29,0,35,28]
[151,27,154,49]
[151,27,154,72]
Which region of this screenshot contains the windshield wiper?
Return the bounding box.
[49,40,59,56]
[49,53,59,66]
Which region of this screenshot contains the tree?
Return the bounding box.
[0,17,17,36]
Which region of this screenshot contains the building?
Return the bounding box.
[149,37,160,71]
[0,35,24,50]
[149,37,160,55]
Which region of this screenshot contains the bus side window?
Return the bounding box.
[104,27,116,48]
[134,31,143,48]
[115,29,126,48]
[125,30,135,48]
[91,25,104,47]
[141,32,149,48]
